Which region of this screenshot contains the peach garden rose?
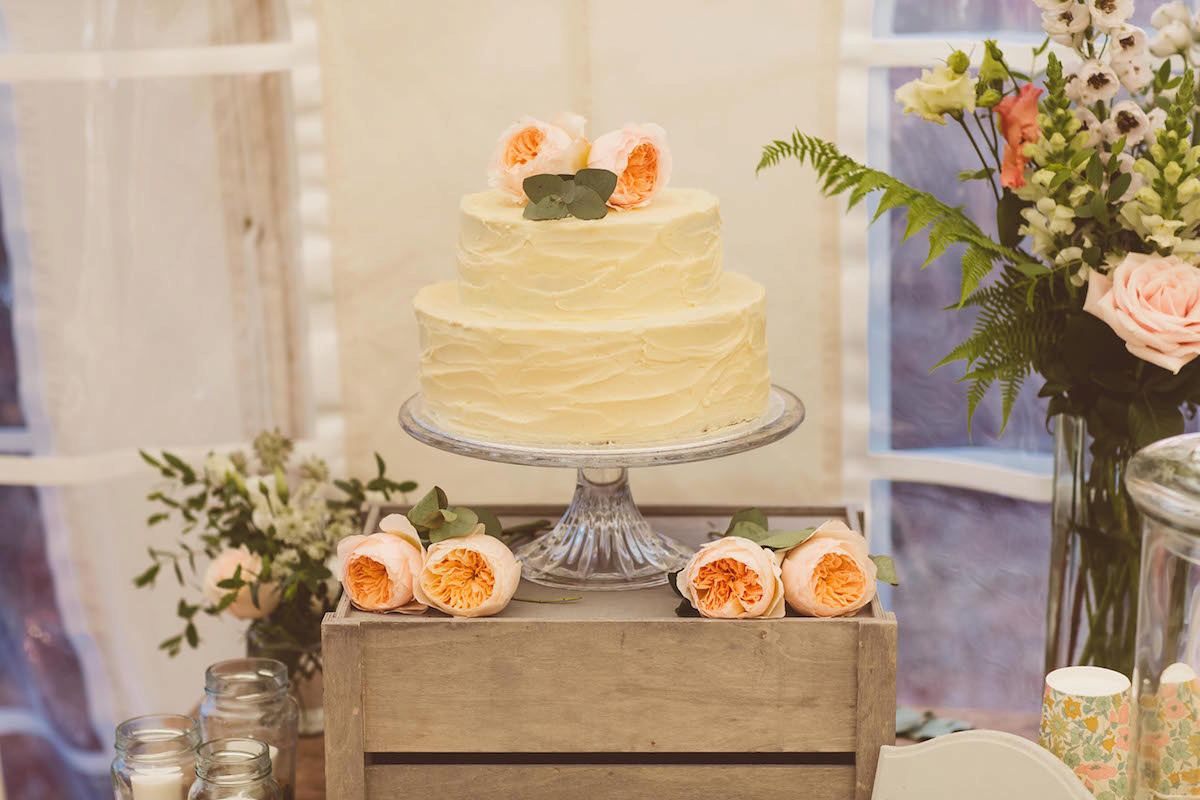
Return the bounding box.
[337,513,427,614]
[414,528,521,618]
[676,536,785,619]
[202,546,281,621]
[488,112,589,202]
[1084,252,1200,373]
[586,123,672,209]
[780,520,878,617]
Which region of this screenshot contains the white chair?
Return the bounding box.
[872,730,1092,800]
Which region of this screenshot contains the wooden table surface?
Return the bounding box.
[295,707,1041,799]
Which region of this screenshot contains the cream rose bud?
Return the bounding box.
[586,123,672,209]
[676,536,786,619]
[487,114,589,202]
[203,453,237,485]
[203,546,282,620]
[1083,253,1200,373]
[414,528,521,618]
[894,66,976,126]
[338,513,427,614]
[780,520,878,618]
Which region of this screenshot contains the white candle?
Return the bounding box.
[268,744,279,779]
[131,768,184,800]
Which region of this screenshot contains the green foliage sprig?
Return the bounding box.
[406,485,551,547]
[523,169,618,220]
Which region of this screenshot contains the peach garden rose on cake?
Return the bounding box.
[488,112,590,201]
[587,123,672,209]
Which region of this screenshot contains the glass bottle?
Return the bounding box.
[111,713,200,800]
[1125,434,1200,800]
[188,738,280,800]
[198,659,298,800]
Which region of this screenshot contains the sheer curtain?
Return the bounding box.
[0,1,317,795]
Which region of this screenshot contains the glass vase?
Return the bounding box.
[246,622,323,736]
[111,714,200,800]
[1126,435,1200,800]
[1046,413,1141,676]
[188,738,280,800]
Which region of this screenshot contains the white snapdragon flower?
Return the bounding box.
[1110,24,1148,62]
[1143,213,1187,250]
[1150,20,1193,57]
[1065,66,1084,103]
[1043,3,1091,46]
[1076,61,1121,103]
[1019,207,1058,257]
[1037,197,1078,235]
[1076,108,1103,148]
[1101,101,1152,146]
[1146,107,1168,148]
[1152,0,1192,29]
[1087,0,1133,33]
[1055,246,1084,267]
[1114,58,1154,92]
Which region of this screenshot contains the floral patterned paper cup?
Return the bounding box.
[1136,662,1200,799]
[1039,666,1131,800]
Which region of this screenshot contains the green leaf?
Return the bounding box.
[566,185,608,219]
[756,528,817,551]
[409,486,449,529]
[1107,172,1132,202]
[185,623,199,649]
[374,452,386,478]
[146,512,169,526]
[996,190,1028,249]
[139,449,165,469]
[397,480,418,493]
[133,563,160,588]
[956,167,994,182]
[574,168,618,201]
[473,507,503,538]
[871,554,899,586]
[667,570,684,598]
[1085,153,1103,189]
[523,195,569,220]
[726,520,769,542]
[522,173,565,203]
[428,506,480,542]
[725,508,769,534]
[159,634,183,655]
[1128,398,1185,451]
[438,508,458,523]
[1010,260,1048,277]
[162,452,196,484]
[674,598,701,618]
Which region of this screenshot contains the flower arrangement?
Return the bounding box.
[489,112,671,217]
[135,430,415,677]
[671,510,897,619]
[758,0,1200,671]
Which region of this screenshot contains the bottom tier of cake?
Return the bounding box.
[412,271,770,445]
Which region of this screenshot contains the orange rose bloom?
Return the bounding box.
[780,520,878,617]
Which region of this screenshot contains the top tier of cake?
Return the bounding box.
[456,187,721,320]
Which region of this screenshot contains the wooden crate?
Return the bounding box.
[323,505,897,800]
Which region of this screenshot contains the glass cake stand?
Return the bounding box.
[398,386,804,591]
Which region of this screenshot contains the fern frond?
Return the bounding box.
[758,130,1023,307]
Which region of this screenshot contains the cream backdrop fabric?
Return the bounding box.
[317,0,844,506]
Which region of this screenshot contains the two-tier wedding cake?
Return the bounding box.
[413,114,770,445]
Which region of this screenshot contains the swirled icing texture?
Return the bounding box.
[456,188,722,320]
[414,272,770,445]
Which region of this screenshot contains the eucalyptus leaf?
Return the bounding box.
[667,570,684,599]
[523,195,569,220]
[523,173,565,203]
[574,168,618,201]
[408,486,448,530]
[726,508,769,534]
[756,528,817,551]
[870,554,899,586]
[428,506,480,542]
[674,598,701,618]
[567,185,608,219]
[726,520,769,542]
[473,507,503,538]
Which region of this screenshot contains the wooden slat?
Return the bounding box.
[322,612,366,800]
[360,617,859,753]
[854,612,898,800]
[364,764,855,800]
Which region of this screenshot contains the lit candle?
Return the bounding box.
[131,768,184,800]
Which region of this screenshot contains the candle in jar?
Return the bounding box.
[131,768,184,800]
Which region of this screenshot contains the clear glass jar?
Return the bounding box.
[188,738,280,800]
[197,659,298,800]
[1125,435,1200,800]
[111,713,199,800]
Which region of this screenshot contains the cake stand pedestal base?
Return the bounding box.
[515,467,692,591]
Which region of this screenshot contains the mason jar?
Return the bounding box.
[111,713,199,800]
[197,659,297,800]
[188,738,280,800]
[1125,434,1200,800]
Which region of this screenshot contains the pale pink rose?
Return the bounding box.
[586,123,672,209]
[676,536,785,619]
[1083,252,1200,373]
[487,113,589,202]
[202,546,281,621]
[413,528,521,617]
[338,513,427,614]
[780,520,877,617]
